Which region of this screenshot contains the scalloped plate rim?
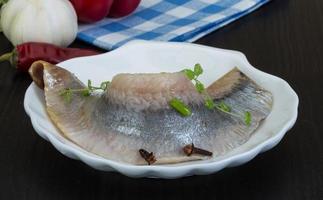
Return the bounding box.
[24,40,298,178]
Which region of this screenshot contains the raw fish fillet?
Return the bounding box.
[29,61,273,165]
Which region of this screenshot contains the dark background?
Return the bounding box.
[1,0,322,199]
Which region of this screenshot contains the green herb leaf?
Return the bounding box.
[205,98,215,110]
[82,89,91,97]
[169,98,192,117]
[195,80,205,93]
[194,63,203,76]
[60,88,72,103]
[244,111,252,126]
[87,80,92,88]
[182,69,195,80]
[100,81,110,91]
[218,101,231,112]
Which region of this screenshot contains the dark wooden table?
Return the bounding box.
[1,0,322,199]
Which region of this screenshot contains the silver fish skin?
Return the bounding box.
[29,61,273,165]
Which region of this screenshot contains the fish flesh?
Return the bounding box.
[29,61,273,165]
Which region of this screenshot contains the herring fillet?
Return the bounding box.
[30,61,273,165]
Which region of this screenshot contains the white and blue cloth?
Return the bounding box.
[78,0,270,50]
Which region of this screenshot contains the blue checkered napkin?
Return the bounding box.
[77,0,270,50]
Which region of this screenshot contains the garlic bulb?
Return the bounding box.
[1,0,78,47]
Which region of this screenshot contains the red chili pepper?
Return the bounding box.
[0,42,100,72]
[70,0,114,23]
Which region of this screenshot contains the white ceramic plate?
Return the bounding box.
[24,40,298,178]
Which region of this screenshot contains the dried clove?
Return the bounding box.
[183,143,213,156]
[139,149,156,165]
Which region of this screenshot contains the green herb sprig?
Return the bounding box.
[244,111,252,126]
[180,64,252,126]
[60,80,110,103]
[183,63,204,93]
[169,98,192,117]
[167,64,203,117]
